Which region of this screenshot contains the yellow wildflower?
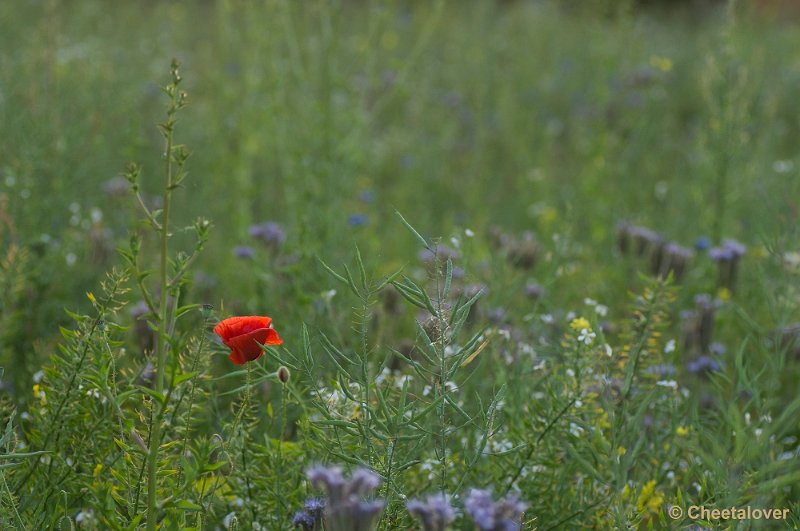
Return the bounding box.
[570,317,591,332]
[676,426,689,437]
[636,480,664,514]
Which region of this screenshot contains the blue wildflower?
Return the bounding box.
[348,214,368,227]
[694,236,711,251]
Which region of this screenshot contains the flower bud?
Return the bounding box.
[277,366,291,384]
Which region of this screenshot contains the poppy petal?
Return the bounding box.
[228,348,246,365]
[213,316,273,342]
[262,327,283,346]
[225,327,274,362]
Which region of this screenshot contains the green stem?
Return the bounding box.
[146,85,176,531]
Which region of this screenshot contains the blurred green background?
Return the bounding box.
[2,0,799,389]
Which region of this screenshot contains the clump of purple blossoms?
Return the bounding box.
[709,239,746,291]
[292,498,325,530]
[681,294,722,354]
[249,221,286,255]
[687,355,722,376]
[419,244,461,265]
[233,245,256,260]
[407,494,455,531]
[464,489,527,531]
[306,466,385,531]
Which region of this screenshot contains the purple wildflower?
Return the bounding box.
[234,245,256,259]
[657,242,694,281]
[464,489,527,531]
[419,244,461,264]
[130,301,155,352]
[102,176,130,199]
[709,342,726,356]
[293,511,316,530]
[709,239,746,291]
[646,364,677,378]
[306,466,385,531]
[292,498,326,530]
[249,221,286,255]
[407,494,455,531]
[687,355,722,375]
[523,282,544,299]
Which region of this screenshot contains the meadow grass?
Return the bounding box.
[1,0,800,529]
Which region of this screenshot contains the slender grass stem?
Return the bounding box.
[146,61,181,531]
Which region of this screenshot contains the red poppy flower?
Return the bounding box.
[213,315,283,365]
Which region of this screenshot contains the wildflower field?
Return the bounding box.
[2,0,800,529]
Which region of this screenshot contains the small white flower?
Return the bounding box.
[223,512,237,529]
[569,423,584,437]
[444,381,458,393]
[541,314,554,324]
[577,328,595,345]
[595,304,608,317]
[664,339,676,353]
[604,344,613,357]
[656,380,678,389]
[519,343,536,356]
[465,228,475,237]
[375,367,391,385]
[422,385,432,397]
[395,375,412,389]
[584,298,597,306]
[75,510,94,523]
[321,289,337,302]
[32,371,44,383]
[773,160,794,173]
[90,207,103,223]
